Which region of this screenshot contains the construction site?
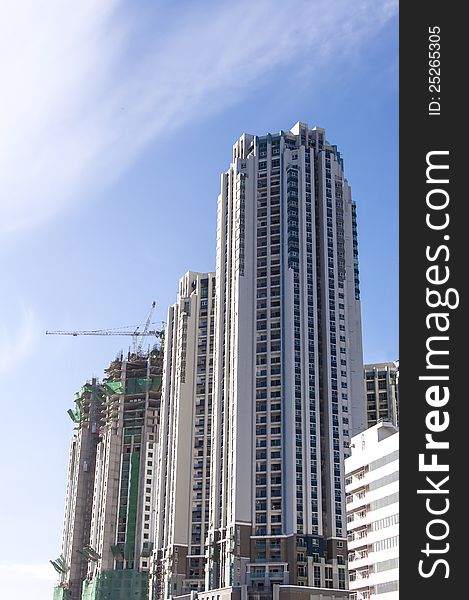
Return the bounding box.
[52,331,164,600]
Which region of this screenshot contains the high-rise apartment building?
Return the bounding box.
[205,122,366,595]
[153,272,216,599]
[345,422,399,600]
[364,363,399,428]
[52,349,164,600]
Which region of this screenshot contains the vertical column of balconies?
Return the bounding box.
[303,144,321,541]
[346,467,371,600]
[187,275,215,590]
[254,139,283,540]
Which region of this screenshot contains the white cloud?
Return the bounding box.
[0,307,39,373]
[0,563,56,582]
[0,0,397,239]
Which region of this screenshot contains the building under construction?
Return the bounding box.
[51,380,102,600]
[52,347,163,600]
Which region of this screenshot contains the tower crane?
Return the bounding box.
[45,301,164,354]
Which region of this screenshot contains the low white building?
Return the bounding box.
[345,421,399,599]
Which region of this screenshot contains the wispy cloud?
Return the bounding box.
[0,307,39,373]
[0,563,56,582]
[0,0,397,238]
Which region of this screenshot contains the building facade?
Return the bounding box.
[196,585,350,600]
[152,272,216,599]
[345,422,399,600]
[363,363,399,428]
[206,122,366,595]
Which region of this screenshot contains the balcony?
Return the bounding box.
[351,568,369,581]
[346,469,369,492]
[347,488,366,504]
[349,509,367,524]
[348,549,369,563]
[347,528,367,545]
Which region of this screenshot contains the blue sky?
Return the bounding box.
[0,1,398,598]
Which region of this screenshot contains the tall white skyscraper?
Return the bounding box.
[206,122,366,594]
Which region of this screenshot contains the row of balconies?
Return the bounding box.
[346,468,369,491]
[346,489,367,504]
[349,591,370,600]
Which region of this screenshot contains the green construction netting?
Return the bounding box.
[71,383,104,422]
[53,586,71,600]
[125,451,140,561]
[125,378,147,394]
[100,376,162,397]
[104,381,124,395]
[74,389,84,401]
[140,542,154,558]
[150,376,162,392]
[81,570,149,600]
[110,544,124,560]
[67,407,81,423]
[74,383,96,400]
